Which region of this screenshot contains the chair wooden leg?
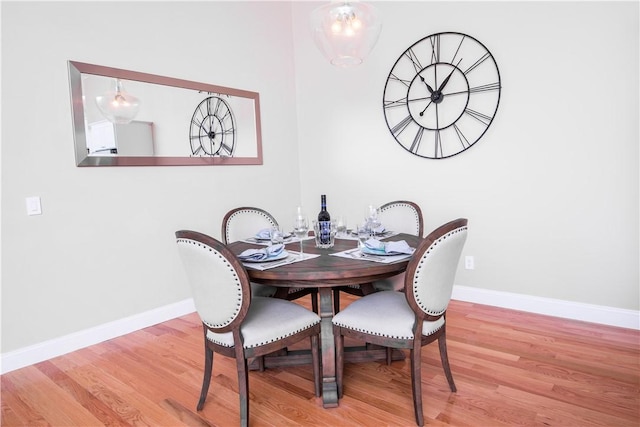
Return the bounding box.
[386,347,392,365]
[333,289,340,314]
[197,346,214,411]
[311,335,321,397]
[334,325,344,398]
[236,356,249,427]
[438,331,457,392]
[312,290,319,314]
[410,345,424,427]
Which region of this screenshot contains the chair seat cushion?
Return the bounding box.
[332,291,444,339]
[207,297,320,348]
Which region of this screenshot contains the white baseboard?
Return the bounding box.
[1,298,196,375]
[3,288,638,375]
[452,285,640,330]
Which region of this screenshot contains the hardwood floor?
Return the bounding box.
[2,295,638,426]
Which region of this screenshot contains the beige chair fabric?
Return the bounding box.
[221,207,279,245]
[221,207,318,311]
[378,200,424,237]
[176,230,321,426]
[332,218,468,426]
[334,201,425,312]
[221,207,279,298]
[371,200,424,292]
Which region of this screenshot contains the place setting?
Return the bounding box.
[330,209,415,264]
[237,242,320,270]
[242,227,296,245]
[238,210,320,270]
[332,237,415,263]
[340,205,399,241]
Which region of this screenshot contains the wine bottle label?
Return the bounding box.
[319,220,331,244]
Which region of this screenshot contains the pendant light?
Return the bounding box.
[95,79,141,124]
[310,1,382,67]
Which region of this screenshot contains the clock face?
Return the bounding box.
[189,96,236,157]
[383,32,501,159]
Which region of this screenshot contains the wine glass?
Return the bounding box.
[293,215,309,258]
[369,215,381,238]
[270,226,284,246]
[335,216,347,237]
[356,223,369,250]
[365,205,380,237]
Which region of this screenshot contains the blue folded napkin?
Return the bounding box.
[238,244,284,261]
[364,239,414,255]
[255,228,272,239]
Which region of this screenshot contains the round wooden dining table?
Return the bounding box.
[227,233,422,408]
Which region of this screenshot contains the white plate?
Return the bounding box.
[242,250,289,263]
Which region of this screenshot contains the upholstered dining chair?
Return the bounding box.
[332,218,468,426]
[378,200,424,237]
[222,207,318,311]
[175,230,321,427]
[333,200,424,312]
[371,200,425,293]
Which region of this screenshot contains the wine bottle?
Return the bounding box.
[317,194,331,245]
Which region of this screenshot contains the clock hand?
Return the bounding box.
[437,58,463,93]
[420,75,434,94]
[419,100,433,116]
[408,95,432,103]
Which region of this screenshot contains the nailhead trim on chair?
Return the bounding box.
[225,209,277,244]
[206,298,321,348]
[207,322,321,348]
[223,208,318,305]
[412,226,468,316]
[178,238,243,328]
[332,292,445,339]
[332,319,444,339]
[380,202,421,236]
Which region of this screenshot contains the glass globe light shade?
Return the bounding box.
[311,1,382,67]
[95,79,141,124]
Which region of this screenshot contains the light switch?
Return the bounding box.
[26,197,42,215]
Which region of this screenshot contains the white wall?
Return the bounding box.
[1,1,638,367]
[292,1,639,308]
[1,1,302,354]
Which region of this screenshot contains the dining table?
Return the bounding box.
[227,232,422,408]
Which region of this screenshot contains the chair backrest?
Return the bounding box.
[378,200,424,237]
[176,230,251,332]
[221,207,279,244]
[404,218,468,320]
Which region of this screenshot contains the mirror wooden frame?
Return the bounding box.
[68,61,263,166]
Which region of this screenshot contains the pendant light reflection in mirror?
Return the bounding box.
[95,79,141,124]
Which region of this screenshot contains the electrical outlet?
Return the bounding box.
[465,256,474,270]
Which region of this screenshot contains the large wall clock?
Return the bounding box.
[383,32,501,159]
[189,95,236,157]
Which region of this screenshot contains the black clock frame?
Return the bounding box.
[189,95,236,157]
[383,32,501,159]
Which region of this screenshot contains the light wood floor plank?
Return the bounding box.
[2,297,638,426]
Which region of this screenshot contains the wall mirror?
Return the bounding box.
[68,61,263,166]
